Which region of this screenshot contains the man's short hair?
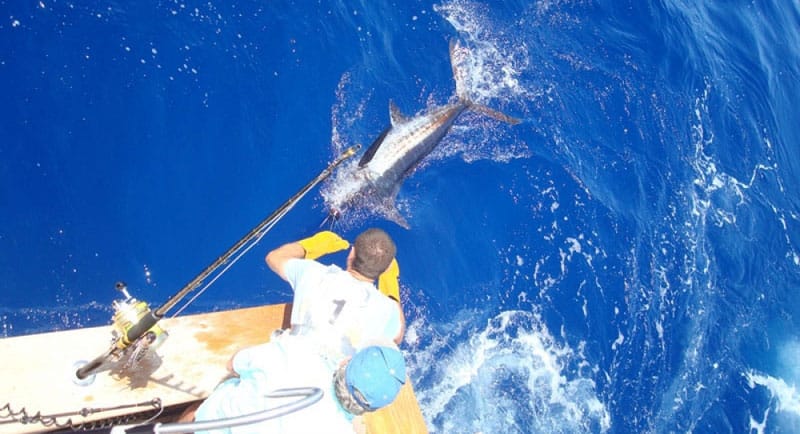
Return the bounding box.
[352,228,396,280]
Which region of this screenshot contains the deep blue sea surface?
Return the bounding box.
[2,1,799,433]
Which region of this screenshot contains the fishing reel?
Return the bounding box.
[75,148,358,382]
[110,281,168,370]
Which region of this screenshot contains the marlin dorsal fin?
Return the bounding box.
[389,100,408,126]
[359,126,391,167]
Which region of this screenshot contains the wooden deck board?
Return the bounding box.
[0,304,427,433]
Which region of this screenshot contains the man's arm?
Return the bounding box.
[267,231,351,281]
[265,242,306,282]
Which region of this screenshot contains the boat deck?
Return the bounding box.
[0,303,427,433]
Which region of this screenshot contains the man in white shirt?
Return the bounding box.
[266,228,405,357]
[179,229,408,432]
[189,339,406,434]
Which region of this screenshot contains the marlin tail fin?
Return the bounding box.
[449,40,521,125]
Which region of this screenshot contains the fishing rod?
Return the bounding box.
[75,145,359,381]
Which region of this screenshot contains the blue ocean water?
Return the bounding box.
[2,1,799,433]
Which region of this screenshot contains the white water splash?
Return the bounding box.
[408,309,610,433]
[435,1,536,104]
[0,302,111,336]
[688,83,800,274]
[742,339,800,432]
[778,339,800,384]
[746,367,800,433]
[429,0,535,166]
[329,72,372,156]
[747,372,800,415]
[688,85,758,228]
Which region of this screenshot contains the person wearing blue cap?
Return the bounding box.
[182,339,407,433]
[336,344,407,414]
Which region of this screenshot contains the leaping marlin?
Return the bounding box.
[324,40,521,228]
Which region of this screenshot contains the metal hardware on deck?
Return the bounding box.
[0,399,163,431]
[112,387,323,434]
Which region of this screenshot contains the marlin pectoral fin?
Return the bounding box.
[383,182,410,229]
[359,125,391,167]
[386,206,410,229]
[471,103,522,125]
[389,100,409,126]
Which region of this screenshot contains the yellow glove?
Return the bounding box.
[297,231,350,260]
[378,258,400,302]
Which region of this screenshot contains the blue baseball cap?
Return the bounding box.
[345,346,406,411]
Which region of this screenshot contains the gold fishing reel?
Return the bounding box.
[110,282,168,366]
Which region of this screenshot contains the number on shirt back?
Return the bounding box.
[330,299,346,324]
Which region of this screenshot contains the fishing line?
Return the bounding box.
[170,206,291,318]
[75,146,360,381]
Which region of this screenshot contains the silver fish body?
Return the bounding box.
[325,42,520,228]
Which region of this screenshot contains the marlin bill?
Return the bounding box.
[324,40,521,229]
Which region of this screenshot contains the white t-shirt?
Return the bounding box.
[285,258,402,360]
[192,259,402,433]
[194,335,354,434]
